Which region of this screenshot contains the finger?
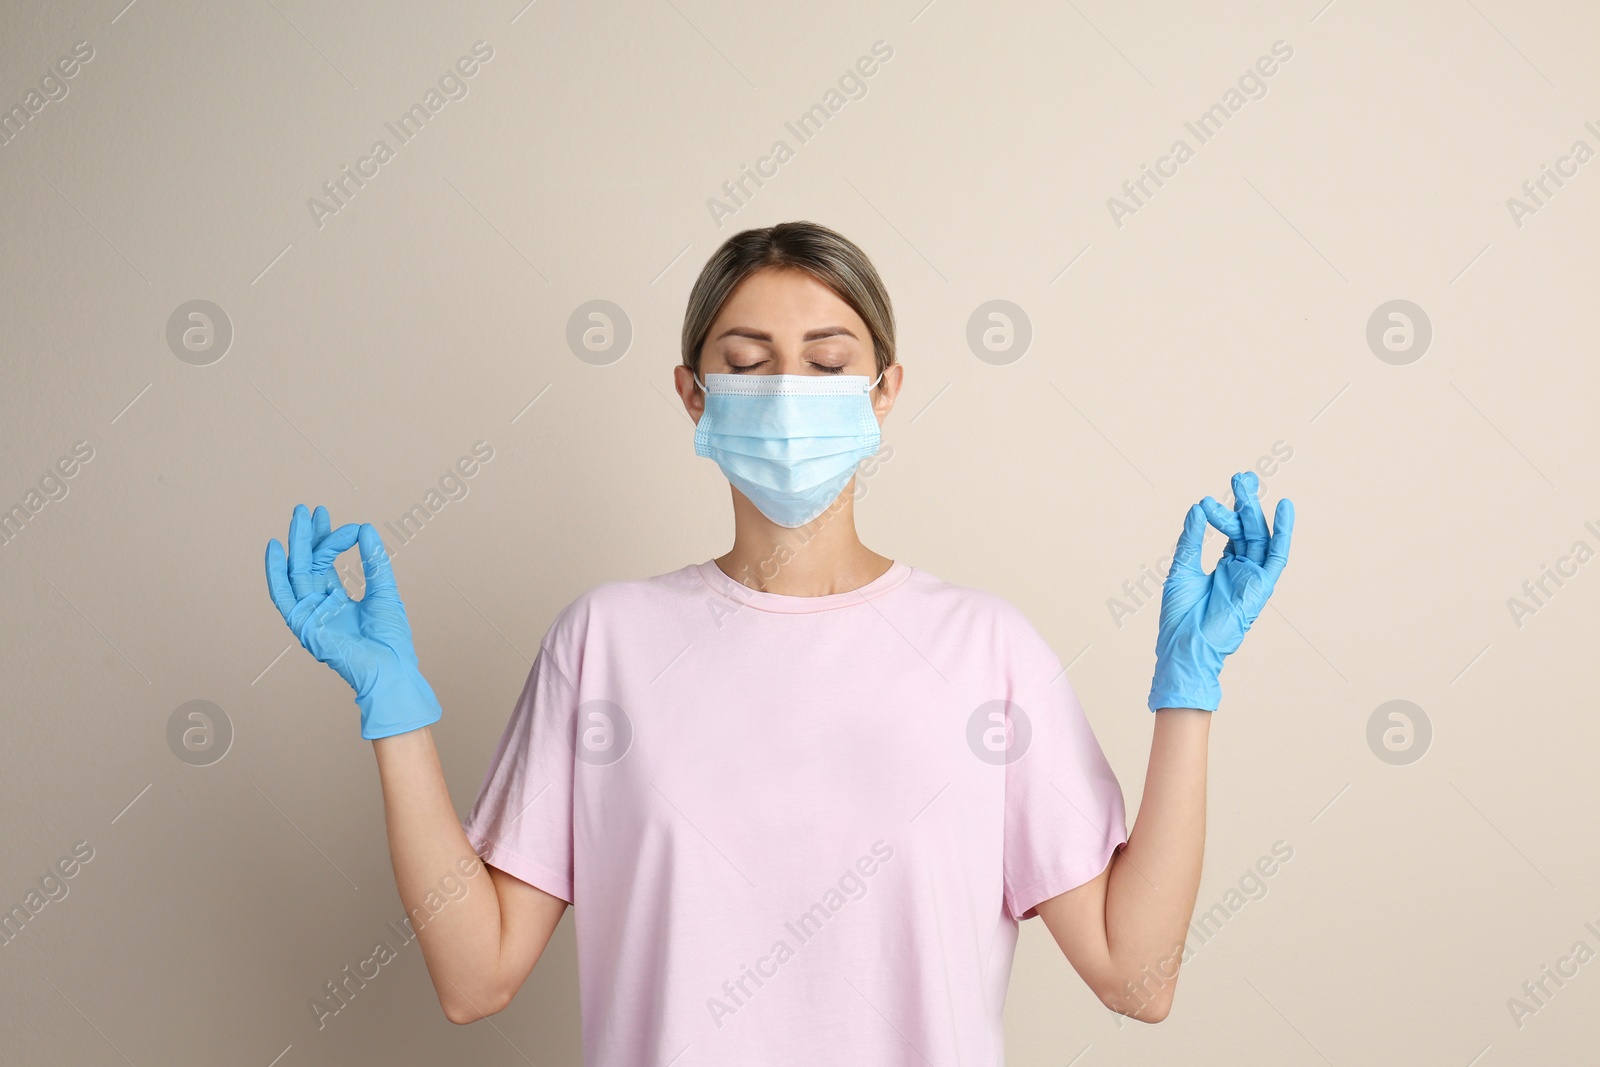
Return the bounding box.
[1260,497,1295,590]
[1200,496,1243,558]
[1169,502,1208,576]
[311,522,361,576]
[287,503,315,598]
[1232,471,1269,566]
[309,506,337,594]
[357,523,399,601]
[265,538,297,621]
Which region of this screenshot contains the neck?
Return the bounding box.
[716,479,893,596]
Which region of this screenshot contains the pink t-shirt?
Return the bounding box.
[461,559,1128,1066]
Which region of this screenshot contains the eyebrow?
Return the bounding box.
[712,326,859,343]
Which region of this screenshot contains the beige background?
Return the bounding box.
[3,0,1597,1063]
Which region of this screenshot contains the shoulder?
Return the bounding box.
[898,565,1058,661]
[539,563,704,652]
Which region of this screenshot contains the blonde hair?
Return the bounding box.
[681,221,895,391]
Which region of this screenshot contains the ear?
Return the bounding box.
[672,364,705,425]
[871,362,903,424]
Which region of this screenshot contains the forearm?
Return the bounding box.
[371,726,508,1021]
[1101,706,1211,1018]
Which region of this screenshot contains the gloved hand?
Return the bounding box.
[1148,471,1294,712]
[265,504,443,739]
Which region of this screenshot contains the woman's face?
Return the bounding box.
[675,267,902,426]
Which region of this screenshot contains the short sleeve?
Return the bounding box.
[460,645,579,903]
[1003,658,1129,921]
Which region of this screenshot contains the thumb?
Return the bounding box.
[357,523,399,601]
[1170,502,1207,576]
[1238,568,1268,618]
[1261,497,1295,589]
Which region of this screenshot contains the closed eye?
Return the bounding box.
[725,360,848,374]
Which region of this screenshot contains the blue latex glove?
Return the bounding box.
[265,504,442,739]
[1148,471,1294,712]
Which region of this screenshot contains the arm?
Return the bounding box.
[372,727,567,1024]
[264,505,568,1024]
[1038,470,1294,1022]
[1035,706,1210,1022]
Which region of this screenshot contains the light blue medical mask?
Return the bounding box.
[693,370,885,528]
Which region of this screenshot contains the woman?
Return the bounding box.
[264,221,1294,1065]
